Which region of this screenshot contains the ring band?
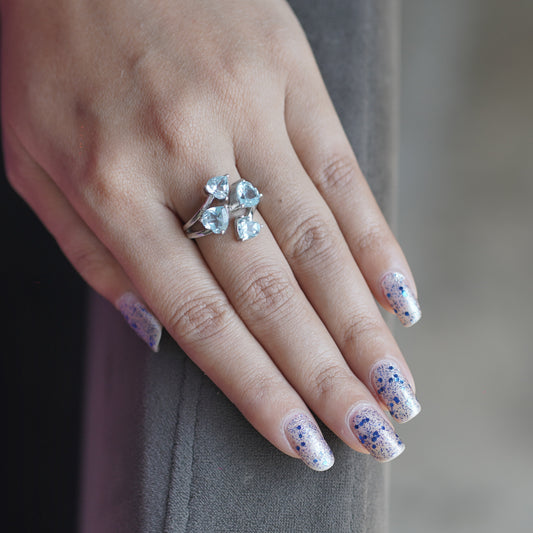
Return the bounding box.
[183,175,262,241]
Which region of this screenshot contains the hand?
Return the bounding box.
[2,0,421,469]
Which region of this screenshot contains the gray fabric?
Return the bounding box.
[79,1,399,531]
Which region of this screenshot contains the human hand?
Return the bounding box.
[2,0,421,470]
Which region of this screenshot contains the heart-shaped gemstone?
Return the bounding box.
[235,180,261,208]
[201,206,229,234]
[236,217,261,241]
[205,175,229,200]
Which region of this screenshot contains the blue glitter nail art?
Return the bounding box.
[285,413,334,471]
[381,272,421,327]
[349,405,405,462]
[116,293,162,352]
[372,362,421,423]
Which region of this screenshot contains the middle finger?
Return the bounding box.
[235,124,421,425]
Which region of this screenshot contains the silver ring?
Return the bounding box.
[183,175,263,241]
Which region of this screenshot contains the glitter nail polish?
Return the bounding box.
[372,361,421,423]
[285,412,335,471]
[349,404,405,462]
[116,292,162,352]
[381,272,421,327]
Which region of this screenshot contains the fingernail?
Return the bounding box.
[381,272,421,327]
[285,412,335,471]
[349,404,405,462]
[116,292,162,352]
[371,361,421,423]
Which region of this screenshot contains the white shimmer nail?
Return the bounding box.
[116,292,162,352]
[349,403,405,462]
[381,272,421,327]
[284,412,334,471]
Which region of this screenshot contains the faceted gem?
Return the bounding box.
[236,217,261,241]
[201,206,229,234]
[205,175,229,200]
[235,180,261,208]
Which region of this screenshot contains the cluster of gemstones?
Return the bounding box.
[200,174,262,241]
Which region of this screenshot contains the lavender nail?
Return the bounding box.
[116,292,162,352]
[349,404,405,462]
[285,413,334,471]
[381,272,421,327]
[372,361,421,423]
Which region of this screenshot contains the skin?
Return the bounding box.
[1,0,419,464]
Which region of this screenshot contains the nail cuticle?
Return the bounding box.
[368,357,403,385]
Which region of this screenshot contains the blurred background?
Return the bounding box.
[3,1,532,531]
[392,1,533,532]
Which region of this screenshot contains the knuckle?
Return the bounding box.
[236,370,285,410]
[341,313,384,352]
[84,173,128,209]
[283,213,338,266]
[311,362,354,402]
[68,241,110,282]
[79,152,142,213]
[351,221,387,256]
[80,168,123,210]
[316,154,360,193]
[154,101,208,164]
[267,27,307,69]
[168,292,232,345]
[235,267,296,323]
[66,242,122,297]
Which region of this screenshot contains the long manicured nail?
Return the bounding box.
[372,361,421,423]
[116,292,162,352]
[285,412,335,471]
[349,404,405,462]
[381,272,421,327]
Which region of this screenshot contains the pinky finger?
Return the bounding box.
[3,127,162,351]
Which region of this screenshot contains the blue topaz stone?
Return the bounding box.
[235,180,261,208]
[201,206,229,234]
[185,176,262,241]
[205,175,229,200]
[236,217,261,241]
